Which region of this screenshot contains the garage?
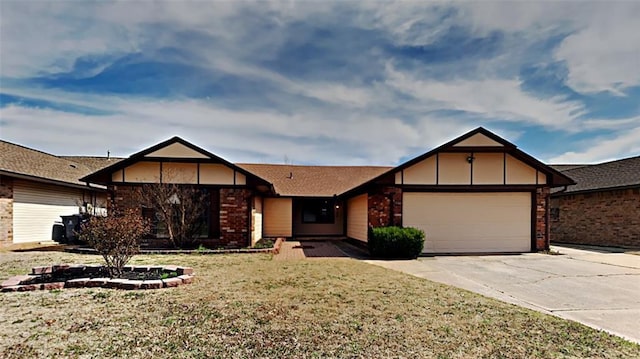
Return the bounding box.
[403,192,532,253]
[12,180,83,243]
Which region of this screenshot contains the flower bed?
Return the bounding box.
[1,264,195,292]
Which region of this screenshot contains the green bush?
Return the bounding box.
[368,226,425,259]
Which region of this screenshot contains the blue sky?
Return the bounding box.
[1,1,639,165]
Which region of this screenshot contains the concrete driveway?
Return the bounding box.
[366,246,640,343]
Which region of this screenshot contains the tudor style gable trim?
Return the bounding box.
[81,136,271,188]
[341,127,574,197]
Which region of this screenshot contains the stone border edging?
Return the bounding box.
[1,264,195,292]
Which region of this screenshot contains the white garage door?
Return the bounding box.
[13,180,82,243]
[403,192,532,253]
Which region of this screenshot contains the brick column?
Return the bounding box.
[536,187,550,251]
[219,188,252,247]
[368,186,402,228]
[0,176,13,247]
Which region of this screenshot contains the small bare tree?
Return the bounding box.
[80,208,149,276]
[138,183,208,248]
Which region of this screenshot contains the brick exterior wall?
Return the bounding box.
[536,187,550,251]
[219,188,252,247]
[109,185,141,213]
[551,188,640,248]
[368,186,402,228]
[108,185,253,247]
[0,176,13,247]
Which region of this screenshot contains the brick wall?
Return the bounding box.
[0,176,13,247]
[368,186,402,228]
[219,188,252,247]
[536,187,550,251]
[108,185,140,213]
[109,185,252,247]
[551,188,640,248]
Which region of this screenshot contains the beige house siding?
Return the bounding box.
[506,154,538,184]
[472,152,504,184]
[145,142,209,158]
[438,153,471,184]
[251,196,263,245]
[12,180,84,243]
[398,152,541,186]
[453,133,504,147]
[402,156,437,185]
[162,163,198,183]
[403,192,531,253]
[347,194,368,241]
[123,162,160,182]
[263,198,292,237]
[199,164,234,184]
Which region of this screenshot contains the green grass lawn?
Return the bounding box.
[1,251,638,358]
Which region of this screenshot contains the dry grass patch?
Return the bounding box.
[1,251,638,358]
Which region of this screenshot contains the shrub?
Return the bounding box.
[79,209,150,276]
[368,226,425,259]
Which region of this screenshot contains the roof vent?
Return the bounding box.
[69,164,77,169]
[287,172,293,179]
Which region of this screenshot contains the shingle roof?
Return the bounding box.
[554,156,640,194]
[0,141,115,188]
[238,163,392,197]
[549,164,591,172]
[61,156,123,173]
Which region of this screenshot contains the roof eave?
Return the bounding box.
[0,170,107,191]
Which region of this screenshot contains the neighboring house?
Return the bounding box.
[0,141,116,247]
[82,127,573,253]
[551,156,640,248]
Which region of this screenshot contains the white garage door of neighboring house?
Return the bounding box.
[403,192,532,253]
[13,180,82,243]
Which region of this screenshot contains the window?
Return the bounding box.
[301,199,335,224]
[142,188,213,238]
[550,207,560,222]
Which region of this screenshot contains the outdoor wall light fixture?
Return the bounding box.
[466,154,475,163]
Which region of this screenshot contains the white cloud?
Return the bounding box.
[554,4,640,95]
[548,126,640,163]
[384,64,585,128]
[0,96,463,166]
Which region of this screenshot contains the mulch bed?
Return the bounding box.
[1,264,195,292]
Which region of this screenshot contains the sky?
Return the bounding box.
[1,1,639,166]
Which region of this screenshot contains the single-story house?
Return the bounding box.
[551,156,640,248]
[0,141,116,247]
[81,127,573,254]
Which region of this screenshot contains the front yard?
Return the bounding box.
[1,251,638,358]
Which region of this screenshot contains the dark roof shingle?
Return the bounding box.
[555,156,640,194]
[0,141,116,187]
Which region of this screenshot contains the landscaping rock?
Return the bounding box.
[105,279,128,289]
[43,282,65,290]
[17,284,39,291]
[119,280,143,290]
[65,278,91,288]
[141,280,163,289]
[177,267,194,275]
[1,286,20,292]
[178,275,194,284]
[1,275,30,287]
[162,277,182,288]
[86,278,109,288]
